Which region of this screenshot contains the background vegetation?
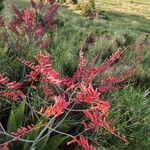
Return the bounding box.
[0,0,150,149]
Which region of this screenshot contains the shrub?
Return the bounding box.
[0,0,58,79]
[0,44,143,150]
[0,0,58,56]
[57,0,66,4]
[0,1,145,150]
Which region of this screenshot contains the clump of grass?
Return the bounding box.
[0,0,5,12]
[92,85,150,150]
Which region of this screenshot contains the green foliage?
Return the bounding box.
[44,134,68,150]
[7,102,25,133]
[0,0,4,12]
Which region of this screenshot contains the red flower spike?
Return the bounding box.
[0,74,25,101]
[77,85,100,104]
[41,85,53,98]
[35,50,51,67]
[0,90,25,101]
[84,110,100,129]
[0,74,9,84]
[44,3,58,30]
[40,96,68,117]
[22,9,34,32]
[0,16,4,27]
[67,135,95,150]
[101,75,127,84]
[34,26,43,39]
[11,124,34,137]
[89,48,124,76]
[6,81,21,89]
[25,71,39,82]
[8,20,19,35]
[11,5,23,19]
[98,85,120,93]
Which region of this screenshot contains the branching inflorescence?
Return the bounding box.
[0,0,144,150]
[0,0,58,53]
[0,45,143,149]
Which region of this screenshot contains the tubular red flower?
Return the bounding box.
[89,48,124,76]
[40,96,68,117]
[6,81,21,89]
[67,135,95,150]
[98,85,120,92]
[0,90,26,101]
[77,84,100,104]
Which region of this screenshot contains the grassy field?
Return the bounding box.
[52,4,150,76]
[95,0,150,19]
[0,0,150,149]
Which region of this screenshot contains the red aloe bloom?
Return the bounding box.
[89,48,124,77]
[77,84,100,104]
[0,74,9,84]
[98,85,120,93]
[26,71,39,82]
[44,3,58,30]
[101,75,127,84]
[0,143,8,150]
[83,110,129,144]
[84,110,100,129]
[34,26,43,39]
[35,51,51,67]
[11,5,23,19]
[8,20,19,35]
[0,16,4,27]
[6,81,21,89]
[11,124,34,137]
[67,135,95,150]
[41,85,53,98]
[40,96,68,117]
[0,90,25,101]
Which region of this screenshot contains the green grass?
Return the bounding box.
[91,85,150,150]
[51,5,150,76]
[76,0,150,19]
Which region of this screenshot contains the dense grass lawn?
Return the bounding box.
[0,0,150,150]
